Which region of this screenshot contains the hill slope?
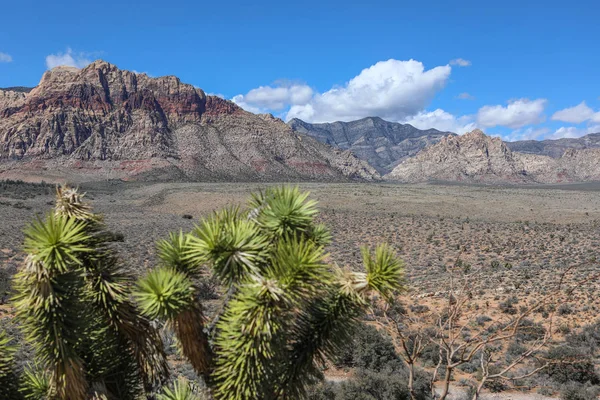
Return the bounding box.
[288,117,453,174]
[387,130,600,184]
[0,61,378,182]
[506,133,600,158]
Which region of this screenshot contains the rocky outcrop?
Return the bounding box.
[0,61,378,182]
[0,89,26,110]
[507,133,600,158]
[387,130,600,184]
[288,117,454,174]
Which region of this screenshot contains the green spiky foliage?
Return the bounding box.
[20,366,54,400]
[11,186,168,399]
[157,377,204,400]
[134,185,406,400]
[0,330,21,399]
[9,184,404,399]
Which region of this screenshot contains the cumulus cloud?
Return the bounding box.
[552,102,594,123]
[503,127,550,142]
[551,101,600,124]
[548,125,600,139]
[476,98,547,129]
[45,48,92,69]
[284,59,451,123]
[0,52,12,63]
[456,92,475,100]
[233,83,313,114]
[403,109,476,134]
[450,58,471,67]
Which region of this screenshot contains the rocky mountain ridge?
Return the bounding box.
[387,130,600,184]
[506,133,600,158]
[288,117,454,174]
[0,61,378,182]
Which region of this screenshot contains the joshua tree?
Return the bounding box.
[134,186,405,399]
[11,186,168,399]
[7,185,404,399]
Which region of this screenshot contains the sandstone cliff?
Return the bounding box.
[0,61,378,182]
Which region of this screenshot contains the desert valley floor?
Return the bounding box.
[3,180,600,291]
[2,181,600,399]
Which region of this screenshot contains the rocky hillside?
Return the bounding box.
[0,61,378,182]
[387,130,600,184]
[288,117,453,174]
[507,133,600,158]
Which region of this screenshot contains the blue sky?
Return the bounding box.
[1,0,599,140]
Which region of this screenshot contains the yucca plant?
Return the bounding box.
[11,186,168,399]
[157,377,205,400]
[8,184,404,399]
[135,185,406,399]
[0,330,21,399]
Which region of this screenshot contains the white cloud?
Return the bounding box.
[233,83,313,114]
[503,127,550,142]
[450,58,472,67]
[551,102,595,124]
[0,52,12,63]
[476,98,547,129]
[548,125,600,139]
[45,48,92,69]
[456,92,474,100]
[284,59,451,123]
[403,109,476,134]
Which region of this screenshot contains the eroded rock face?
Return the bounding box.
[288,117,455,174]
[386,130,600,184]
[507,133,600,158]
[0,61,378,182]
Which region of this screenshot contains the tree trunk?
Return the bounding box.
[472,377,486,400]
[407,363,416,400]
[438,367,452,400]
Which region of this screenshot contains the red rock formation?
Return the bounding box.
[0,61,378,182]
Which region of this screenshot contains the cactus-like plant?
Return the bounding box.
[11,186,168,399]
[135,186,405,399]
[8,185,404,399]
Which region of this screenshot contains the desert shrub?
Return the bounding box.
[410,304,430,314]
[307,382,337,400]
[558,303,574,316]
[333,368,431,400]
[538,386,554,396]
[506,341,527,361]
[419,343,441,367]
[457,359,479,374]
[515,319,546,342]
[567,321,600,354]
[559,382,600,400]
[484,378,507,393]
[476,315,492,326]
[498,296,518,314]
[335,323,402,372]
[544,346,600,385]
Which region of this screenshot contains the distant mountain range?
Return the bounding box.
[288,117,453,174]
[0,61,377,182]
[288,118,600,184]
[1,61,599,185]
[505,134,600,158]
[387,130,600,184]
